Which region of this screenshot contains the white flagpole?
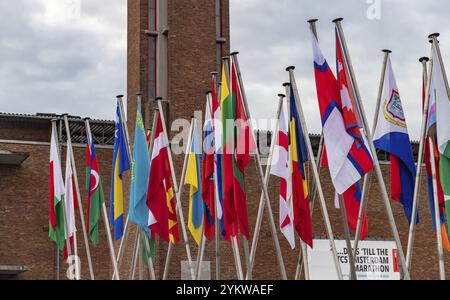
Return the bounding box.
[339,194,357,280]
[52,119,74,279]
[429,32,450,280]
[405,56,430,270]
[428,136,446,280]
[333,18,410,280]
[247,93,285,279]
[353,49,392,271]
[156,106,196,281]
[62,114,95,280]
[230,53,287,280]
[84,118,121,280]
[211,72,222,281]
[287,67,344,280]
[129,229,140,280]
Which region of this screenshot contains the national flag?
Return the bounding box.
[212,74,225,235]
[129,99,152,236]
[202,96,216,240]
[221,60,237,240]
[63,146,77,257]
[422,59,449,250]
[49,124,66,251]
[85,132,105,246]
[110,102,131,240]
[230,59,254,240]
[311,30,369,238]
[147,112,180,244]
[186,120,204,245]
[373,57,417,224]
[270,98,295,249]
[429,43,450,239]
[288,83,313,247]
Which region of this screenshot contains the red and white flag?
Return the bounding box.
[270,100,295,249]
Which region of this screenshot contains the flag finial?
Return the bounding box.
[419,57,429,63]
[211,71,218,75]
[230,51,239,56]
[206,91,212,95]
[83,117,91,121]
[428,33,440,39]
[307,18,318,24]
[286,66,295,72]
[116,95,124,99]
[278,94,286,98]
[332,17,344,23]
[155,97,163,102]
[136,92,143,96]
[382,49,392,54]
[282,82,290,88]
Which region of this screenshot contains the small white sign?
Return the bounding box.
[307,239,400,280]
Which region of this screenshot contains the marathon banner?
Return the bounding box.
[307,239,400,280]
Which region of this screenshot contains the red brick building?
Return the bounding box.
[0,0,448,280]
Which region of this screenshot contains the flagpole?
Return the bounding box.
[134,94,157,280]
[161,116,195,280]
[230,53,287,280]
[62,114,95,280]
[52,119,74,279]
[84,118,121,280]
[112,95,132,280]
[428,136,446,279]
[142,107,160,281]
[247,93,284,279]
[429,33,450,280]
[129,229,140,280]
[211,72,222,281]
[283,81,311,281]
[157,106,196,280]
[405,57,430,271]
[195,231,206,280]
[339,194,357,280]
[333,18,410,279]
[353,49,391,271]
[287,66,344,280]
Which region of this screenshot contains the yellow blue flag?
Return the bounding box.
[185,121,204,245]
[110,101,130,240]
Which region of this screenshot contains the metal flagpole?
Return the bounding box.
[52,119,75,279]
[156,105,196,281]
[339,194,357,280]
[227,56,252,280]
[230,53,287,280]
[232,236,244,280]
[405,56,430,270]
[333,18,410,279]
[62,114,95,280]
[142,108,160,281]
[162,117,194,280]
[429,32,450,280]
[129,230,140,280]
[247,93,285,279]
[287,66,344,280]
[84,118,120,280]
[353,49,391,270]
[284,81,311,281]
[211,72,222,281]
[112,94,132,280]
[283,81,313,281]
[428,136,446,279]
[195,232,206,280]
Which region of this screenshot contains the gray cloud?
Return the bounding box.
[231,0,450,139]
[0,0,126,120]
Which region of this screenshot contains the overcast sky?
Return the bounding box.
[1,1,450,139]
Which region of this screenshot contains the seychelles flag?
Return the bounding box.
[373,56,417,224]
